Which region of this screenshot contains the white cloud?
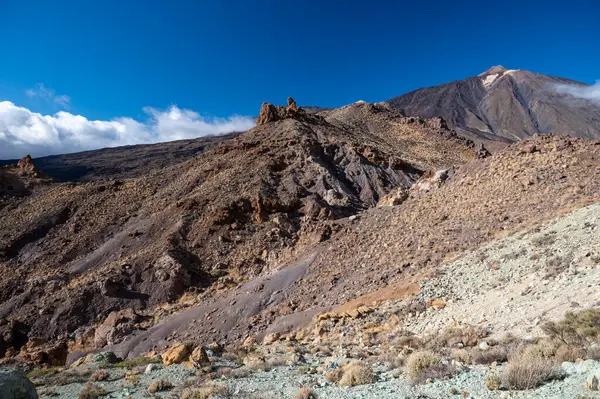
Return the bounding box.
[0,101,255,159]
[25,83,72,108]
[552,80,600,103]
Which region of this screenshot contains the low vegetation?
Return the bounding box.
[78,382,108,399]
[338,361,376,387]
[180,384,229,399]
[90,369,109,381]
[27,367,61,379]
[502,350,562,390]
[147,378,174,393]
[111,356,161,368]
[484,374,501,390]
[405,350,441,381]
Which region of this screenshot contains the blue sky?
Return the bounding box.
[0,0,599,157]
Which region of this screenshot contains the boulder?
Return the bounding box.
[190,346,209,366]
[94,309,141,348]
[0,368,37,399]
[161,343,190,366]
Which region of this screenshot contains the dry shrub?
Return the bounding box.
[485,374,501,390]
[406,350,440,381]
[38,368,92,387]
[90,370,109,381]
[414,363,460,383]
[229,366,252,379]
[180,383,229,399]
[472,346,508,365]
[78,382,108,399]
[451,348,472,364]
[325,368,344,383]
[555,344,587,363]
[502,351,561,390]
[426,326,489,350]
[147,379,173,393]
[294,386,316,399]
[586,346,600,360]
[215,366,251,379]
[542,309,600,345]
[338,361,376,387]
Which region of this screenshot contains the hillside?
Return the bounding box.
[0,133,240,182]
[0,101,479,361]
[387,66,600,149]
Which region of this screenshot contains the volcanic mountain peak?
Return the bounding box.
[387,67,600,146]
[478,65,508,76]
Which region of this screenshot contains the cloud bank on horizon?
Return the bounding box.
[552,80,600,103]
[0,101,256,159]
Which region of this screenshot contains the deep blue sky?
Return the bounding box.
[1,0,599,119]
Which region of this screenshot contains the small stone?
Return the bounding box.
[478,341,489,351]
[144,363,159,374]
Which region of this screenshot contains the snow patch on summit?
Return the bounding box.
[482,74,499,88]
[481,69,521,89]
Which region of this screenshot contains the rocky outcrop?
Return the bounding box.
[476,143,492,158]
[410,169,452,194]
[94,309,148,348]
[16,155,46,179]
[377,187,409,207]
[256,97,323,125]
[18,340,68,366]
[0,368,37,399]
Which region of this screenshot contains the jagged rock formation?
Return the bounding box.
[256,97,323,125]
[387,66,600,149]
[0,155,48,198]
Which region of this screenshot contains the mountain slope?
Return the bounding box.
[115,134,600,358]
[0,133,241,182]
[0,101,479,360]
[387,66,600,147]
